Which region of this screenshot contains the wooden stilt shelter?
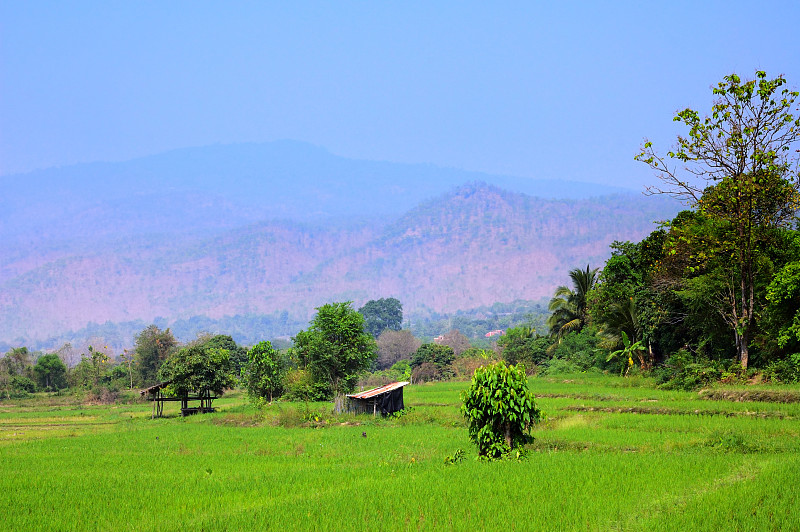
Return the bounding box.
[139,381,217,418]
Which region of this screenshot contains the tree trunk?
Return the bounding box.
[504,422,512,450]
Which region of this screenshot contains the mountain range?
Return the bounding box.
[0,142,680,348]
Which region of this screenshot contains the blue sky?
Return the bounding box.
[2,1,798,190]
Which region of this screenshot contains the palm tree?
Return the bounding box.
[547,264,599,340]
[598,296,653,371]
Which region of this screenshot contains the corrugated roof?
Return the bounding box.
[347,381,410,399]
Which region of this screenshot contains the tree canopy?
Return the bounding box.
[241,341,285,403]
[293,302,377,397]
[636,71,800,368]
[159,344,236,396]
[358,298,403,338]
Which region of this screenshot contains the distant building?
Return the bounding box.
[484,329,505,338]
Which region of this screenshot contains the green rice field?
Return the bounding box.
[2,374,799,531]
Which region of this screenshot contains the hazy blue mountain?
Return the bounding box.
[0,140,634,243]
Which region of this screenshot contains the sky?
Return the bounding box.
[1,1,799,191]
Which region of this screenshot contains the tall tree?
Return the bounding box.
[636,71,800,368]
[133,325,178,387]
[294,302,377,397]
[547,265,599,339]
[358,298,403,338]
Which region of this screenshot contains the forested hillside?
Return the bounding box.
[0,182,679,345]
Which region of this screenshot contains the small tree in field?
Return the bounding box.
[461,361,541,459]
[293,302,377,397]
[241,341,285,403]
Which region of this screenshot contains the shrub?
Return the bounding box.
[541,358,583,376]
[656,349,724,390]
[283,369,332,402]
[11,375,36,394]
[461,361,542,459]
[763,354,800,383]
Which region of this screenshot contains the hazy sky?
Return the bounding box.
[2,2,798,190]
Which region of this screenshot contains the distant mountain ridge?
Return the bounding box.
[0,140,634,244]
[0,179,680,345]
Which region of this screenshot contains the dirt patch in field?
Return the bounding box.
[698,389,800,404]
[537,393,625,402]
[564,405,791,419]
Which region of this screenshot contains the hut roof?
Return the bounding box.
[347,381,409,399]
[139,381,173,396]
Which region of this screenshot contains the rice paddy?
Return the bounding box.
[1,374,799,531]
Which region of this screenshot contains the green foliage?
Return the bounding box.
[10,375,36,394]
[411,343,455,381]
[133,325,177,387]
[636,71,800,368]
[460,361,541,458]
[547,264,598,339]
[390,359,412,381]
[241,341,286,403]
[411,343,455,369]
[194,334,249,377]
[33,353,67,391]
[282,369,332,402]
[444,448,465,465]
[654,350,724,391]
[765,259,800,351]
[762,354,800,384]
[548,328,604,371]
[606,331,646,377]
[158,344,236,396]
[358,297,403,338]
[498,326,549,367]
[293,302,377,397]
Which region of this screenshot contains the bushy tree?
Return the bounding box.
[498,326,549,367]
[159,345,235,397]
[193,334,249,376]
[293,302,377,397]
[412,343,455,371]
[358,298,403,338]
[33,354,68,391]
[241,341,285,403]
[461,361,541,459]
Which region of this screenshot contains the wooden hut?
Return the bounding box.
[346,381,409,416]
[139,381,217,418]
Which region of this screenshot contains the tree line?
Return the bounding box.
[499,71,800,388]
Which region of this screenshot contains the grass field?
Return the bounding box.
[2,374,799,531]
